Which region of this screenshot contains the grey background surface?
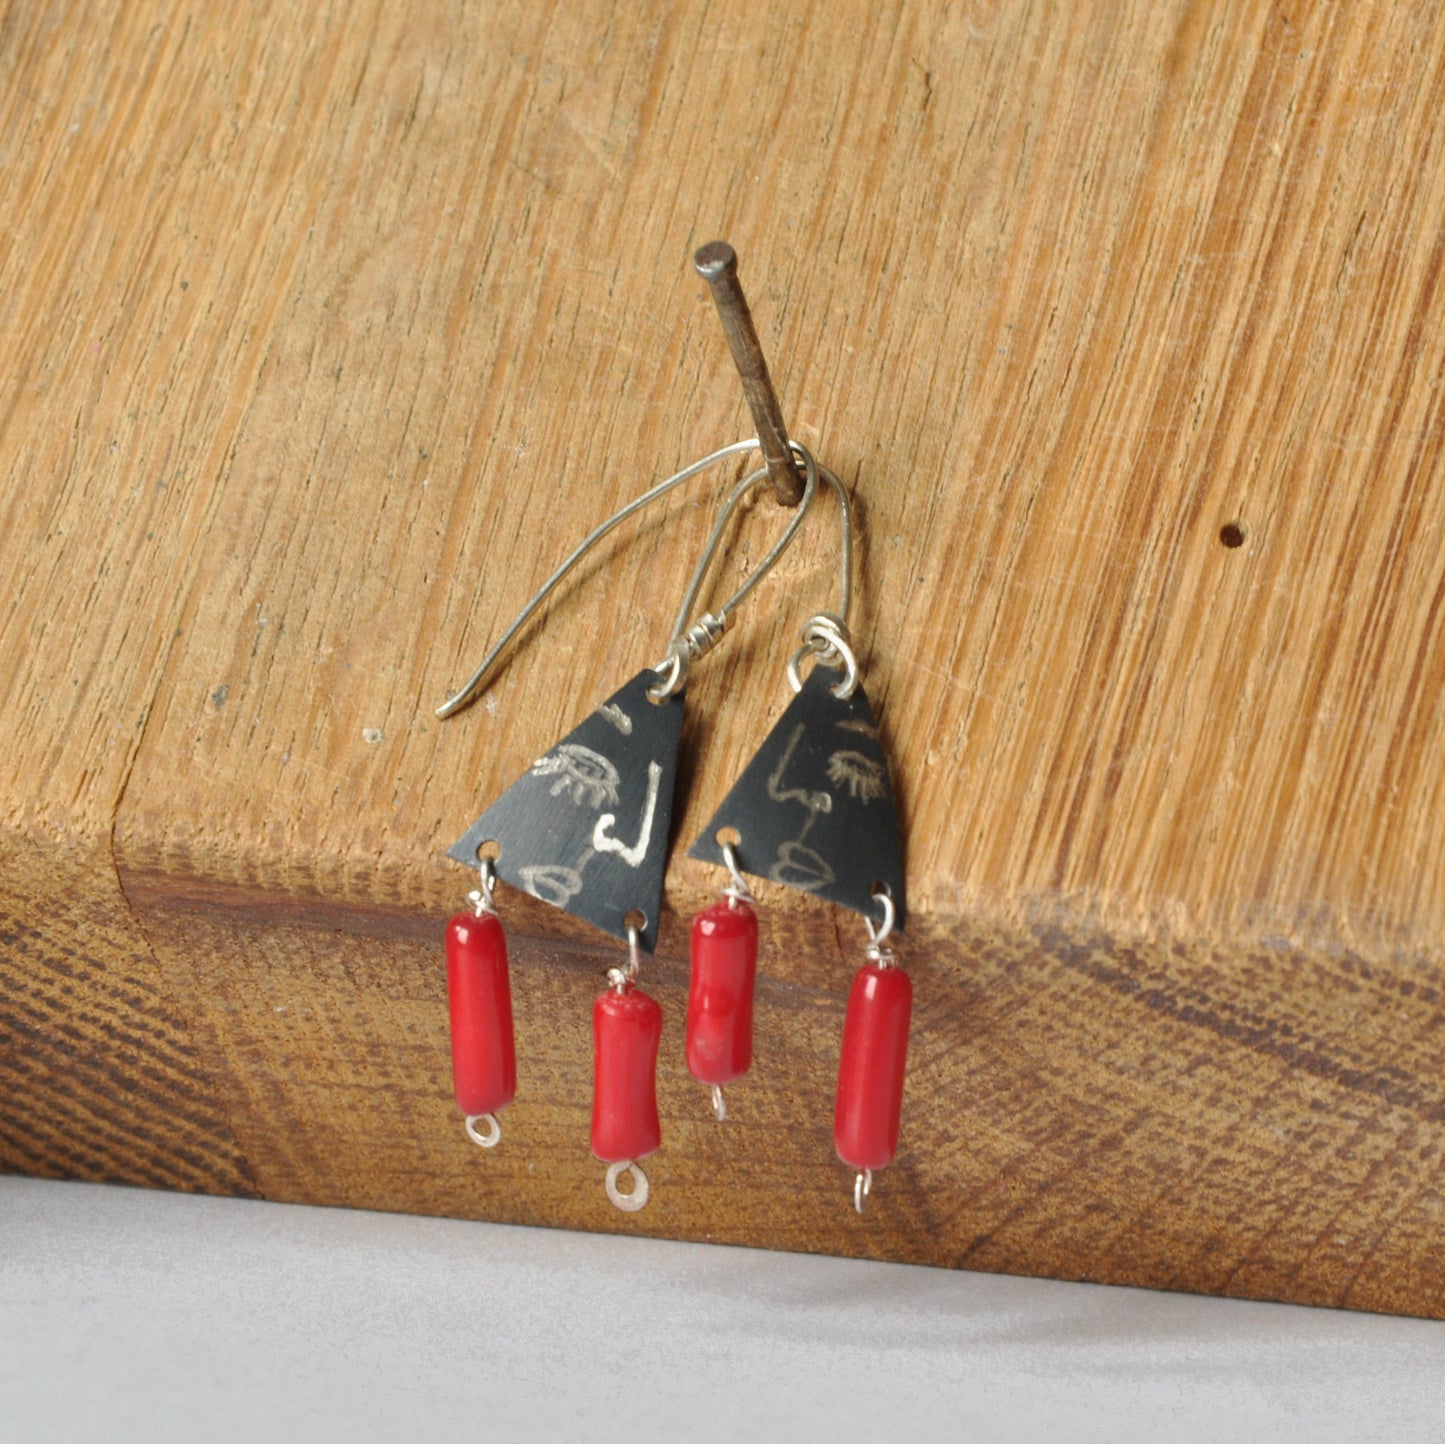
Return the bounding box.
[2,1176,1440,1441]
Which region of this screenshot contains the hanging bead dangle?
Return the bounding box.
[833,890,911,1212]
[444,856,517,1149]
[591,923,663,1211]
[686,836,758,1121]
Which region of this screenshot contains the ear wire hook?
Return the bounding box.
[785,463,861,700]
[649,443,821,699]
[436,438,818,720]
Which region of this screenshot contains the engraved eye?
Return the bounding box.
[531,743,621,808]
[826,749,885,804]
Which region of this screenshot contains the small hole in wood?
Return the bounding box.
[1219,522,1246,548]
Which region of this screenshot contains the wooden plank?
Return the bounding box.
[0,835,254,1197]
[3,0,1445,1314]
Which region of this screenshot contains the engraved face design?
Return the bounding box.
[519,863,584,907]
[825,749,886,804]
[599,702,633,735]
[531,743,621,809]
[684,666,903,926]
[770,840,836,891]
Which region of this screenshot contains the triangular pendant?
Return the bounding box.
[447,669,684,953]
[688,666,906,928]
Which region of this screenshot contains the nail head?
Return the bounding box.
[694,240,737,281]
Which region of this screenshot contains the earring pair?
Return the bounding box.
[437,441,909,1214]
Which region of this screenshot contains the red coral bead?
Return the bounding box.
[444,913,516,1117]
[686,898,758,1087]
[591,985,663,1163]
[833,963,912,1171]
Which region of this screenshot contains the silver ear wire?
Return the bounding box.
[436,438,817,720]
[786,464,861,700]
[648,444,820,699]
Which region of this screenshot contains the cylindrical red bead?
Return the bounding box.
[591,985,662,1162]
[445,913,516,1117]
[833,963,912,1171]
[686,898,758,1086]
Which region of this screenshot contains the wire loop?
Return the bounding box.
[607,925,644,992]
[854,1168,872,1213]
[780,462,860,698]
[864,890,896,965]
[467,857,499,917]
[605,1160,650,1212]
[464,1113,502,1149]
[720,841,754,905]
[438,439,817,718]
[786,612,861,699]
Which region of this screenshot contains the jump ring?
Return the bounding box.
[786,618,860,699]
[470,857,498,916]
[465,1113,502,1149]
[864,890,896,951]
[647,646,687,701]
[605,1160,650,1212]
[720,841,754,902]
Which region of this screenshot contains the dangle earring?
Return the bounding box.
[444,854,516,1149]
[834,887,909,1213]
[686,834,757,1122]
[665,472,784,1123]
[688,465,910,1211]
[591,922,663,1211]
[435,438,818,1210]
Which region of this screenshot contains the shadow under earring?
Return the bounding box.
[435,439,818,1209]
[689,464,910,1211]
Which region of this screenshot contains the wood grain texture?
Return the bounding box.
[0,835,254,1196]
[3,0,1445,1314]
